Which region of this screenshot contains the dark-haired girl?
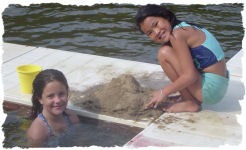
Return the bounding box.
[27,69,79,147]
[135,4,229,113]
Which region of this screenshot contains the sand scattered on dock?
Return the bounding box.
[69,74,164,121]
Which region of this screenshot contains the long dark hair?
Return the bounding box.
[30,69,69,120]
[135,4,182,33]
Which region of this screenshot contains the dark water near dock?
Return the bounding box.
[2,3,244,64]
[2,111,141,147]
[2,101,142,147]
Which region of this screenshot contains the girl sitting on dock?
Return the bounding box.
[135,4,229,113]
[27,69,79,147]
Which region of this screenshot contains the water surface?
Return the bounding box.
[2,3,244,64]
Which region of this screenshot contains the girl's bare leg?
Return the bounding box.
[157,46,203,113]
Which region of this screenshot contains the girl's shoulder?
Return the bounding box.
[173,25,193,36]
[27,117,49,137]
[172,25,202,45]
[171,28,190,44]
[65,109,80,124]
[27,117,49,146]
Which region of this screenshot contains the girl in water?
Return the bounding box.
[27,69,79,147]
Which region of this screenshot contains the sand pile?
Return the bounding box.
[70,74,164,121]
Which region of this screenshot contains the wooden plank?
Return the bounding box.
[125,111,241,147]
[2,43,37,63]
[227,50,243,77]
[124,133,182,147]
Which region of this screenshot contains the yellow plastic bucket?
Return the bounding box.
[16,65,42,94]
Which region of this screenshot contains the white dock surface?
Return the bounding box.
[2,42,170,128]
[2,42,244,147]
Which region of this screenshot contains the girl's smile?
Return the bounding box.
[39,81,68,116]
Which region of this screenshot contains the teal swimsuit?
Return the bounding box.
[173,22,229,104]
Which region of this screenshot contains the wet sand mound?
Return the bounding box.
[70,74,164,121]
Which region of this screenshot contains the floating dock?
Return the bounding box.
[1,42,244,147]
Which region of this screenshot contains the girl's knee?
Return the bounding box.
[158,46,174,63]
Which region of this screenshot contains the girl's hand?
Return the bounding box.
[145,89,167,109]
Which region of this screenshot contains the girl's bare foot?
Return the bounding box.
[163,99,200,113]
[158,95,183,110]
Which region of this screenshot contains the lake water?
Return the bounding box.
[2,3,244,64]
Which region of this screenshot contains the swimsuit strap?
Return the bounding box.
[63,112,72,127]
[38,113,55,137]
[173,21,192,30]
[38,112,72,137]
